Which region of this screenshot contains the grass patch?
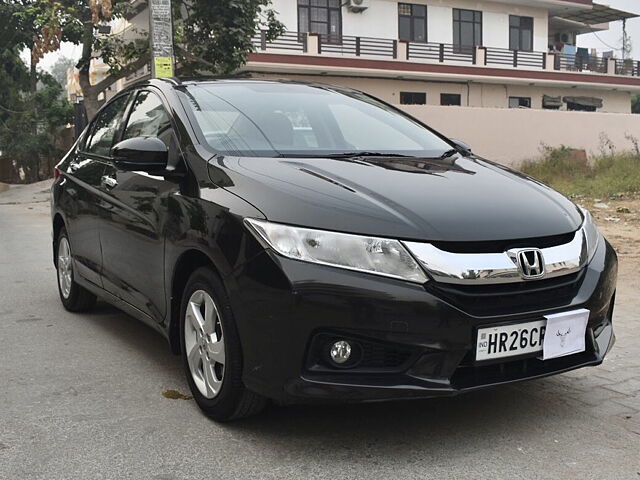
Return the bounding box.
[520,146,640,197]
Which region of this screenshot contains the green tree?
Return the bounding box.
[29,0,283,119]
[75,0,150,120]
[0,53,73,182]
[2,0,82,92]
[0,0,76,182]
[174,0,285,75]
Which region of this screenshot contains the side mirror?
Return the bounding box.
[111,136,168,172]
[450,138,472,154]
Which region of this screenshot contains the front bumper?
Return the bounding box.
[228,235,617,404]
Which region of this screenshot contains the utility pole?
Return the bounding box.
[149,0,175,78]
[622,18,631,60]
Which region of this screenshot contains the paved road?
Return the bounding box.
[1,182,638,480]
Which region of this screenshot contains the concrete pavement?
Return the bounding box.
[0,182,638,479]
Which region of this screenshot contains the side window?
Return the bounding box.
[84,95,130,156]
[122,91,173,147]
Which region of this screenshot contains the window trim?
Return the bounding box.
[297,0,342,44]
[116,87,184,169]
[120,89,170,141]
[398,3,428,43]
[509,15,534,52]
[452,8,482,52]
[79,92,132,159]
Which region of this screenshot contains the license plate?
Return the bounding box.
[475,309,590,362]
[475,319,546,362]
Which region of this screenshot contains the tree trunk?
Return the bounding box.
[80,84,101,121]
[79,53,151,121]
[78,15,99,120]
[29,62,37,93]
[76,11,150,121]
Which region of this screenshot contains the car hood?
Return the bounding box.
[207,154,582,242]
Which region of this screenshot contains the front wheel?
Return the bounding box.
[56,228,97,312]
[180,267,267,421]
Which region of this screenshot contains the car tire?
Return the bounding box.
[56,228,97,312]
[180,267,267,421]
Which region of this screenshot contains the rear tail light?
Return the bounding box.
[53,168,61,180]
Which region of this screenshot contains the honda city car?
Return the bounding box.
[51,79,617,421]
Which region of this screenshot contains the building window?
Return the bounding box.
[298,0,341,44]
[441,94,461,106]
[453,8,482,53]
[509,16,533,52]
[509,97,531,109]
[398,3,427,43]
[567,102,597,112]
[400,92,427,105]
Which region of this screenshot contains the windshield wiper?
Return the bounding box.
[439,149,460,159]
[324,151,415,159]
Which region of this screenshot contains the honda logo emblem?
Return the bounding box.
[514,249,545,279]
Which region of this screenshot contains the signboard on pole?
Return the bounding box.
[149,0,175,78]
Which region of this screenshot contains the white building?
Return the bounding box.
[91,0,640,163]
[244,0,640,114]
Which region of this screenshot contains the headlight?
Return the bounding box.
[244,219,428,283]
[579,207,599,261]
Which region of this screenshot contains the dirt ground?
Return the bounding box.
[577,196,640,296]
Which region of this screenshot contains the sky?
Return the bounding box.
[31,0,640,73]
[578,0,640,57]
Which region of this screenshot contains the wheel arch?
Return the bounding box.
[52,213,66,267]
[168,248,222,355]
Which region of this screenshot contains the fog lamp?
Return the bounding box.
[330,340,352,364]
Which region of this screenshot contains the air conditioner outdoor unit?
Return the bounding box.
[347,0,369,13]
[555,32,573,44]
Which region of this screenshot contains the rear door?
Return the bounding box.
[99,89,182,321]
[64,94,130,287]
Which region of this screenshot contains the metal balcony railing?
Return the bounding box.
[408,42,475,64]
[615,59,640,77]
[554,53,608,74]
[250,31,640,79]
[252,31,307,52]
[485,47,546,69]
[319,35,397,58]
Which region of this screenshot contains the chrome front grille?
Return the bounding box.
[404,229,586,285]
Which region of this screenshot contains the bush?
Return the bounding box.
[520,146,640,197]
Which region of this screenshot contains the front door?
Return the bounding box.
[65,94,130,287]
[98,89,181,321]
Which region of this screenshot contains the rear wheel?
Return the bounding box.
[56,228,97,312]
[180,267,267,421]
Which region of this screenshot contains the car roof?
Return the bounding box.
[124,77,358,96]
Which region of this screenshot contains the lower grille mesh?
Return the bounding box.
[426,271,584,316]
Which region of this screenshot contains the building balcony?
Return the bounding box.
[247,31,640,90]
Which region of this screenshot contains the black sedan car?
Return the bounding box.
[51,79,617,421]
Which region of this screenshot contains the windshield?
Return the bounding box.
[178,82,453,158]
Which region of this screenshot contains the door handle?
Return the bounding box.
[101,175,118,189]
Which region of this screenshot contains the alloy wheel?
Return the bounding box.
[184,290,226,399]
[57,236,73,299]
